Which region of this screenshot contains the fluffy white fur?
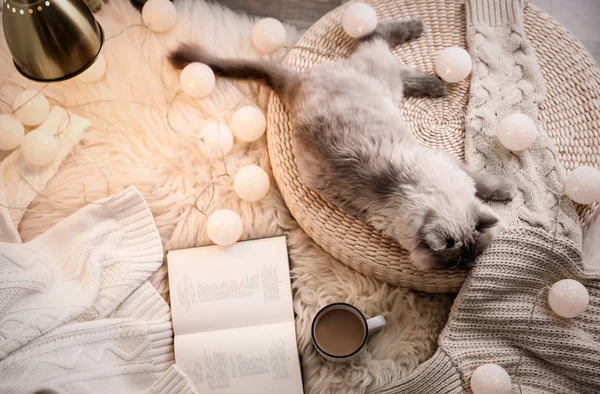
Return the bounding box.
[0,0,452,392]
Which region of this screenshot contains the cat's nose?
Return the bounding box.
[462,259,475,269]
[460,242,477,269]
[446,257,474,270]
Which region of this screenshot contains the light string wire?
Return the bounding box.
[0,18,348,216]
[0,21,273,216]
[0,21,345,217]
[476,128,569,394]
[513,285,550,394]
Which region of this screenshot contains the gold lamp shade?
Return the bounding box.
[2,0,104,82]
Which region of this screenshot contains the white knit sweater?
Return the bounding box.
[0,186,196,393]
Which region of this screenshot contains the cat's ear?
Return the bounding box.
[420,211,447,251]
[476,208,499,231]
[422,231,447,251]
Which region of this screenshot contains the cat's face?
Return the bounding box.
[409,204,499,270]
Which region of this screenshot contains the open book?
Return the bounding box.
[167,236,304,394]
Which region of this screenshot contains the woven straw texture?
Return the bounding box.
[266,0,600,293]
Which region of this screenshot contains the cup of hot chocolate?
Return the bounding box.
[311,303,386,363]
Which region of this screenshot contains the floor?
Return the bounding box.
[216,0,600,64]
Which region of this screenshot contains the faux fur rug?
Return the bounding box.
[0,0,453,392]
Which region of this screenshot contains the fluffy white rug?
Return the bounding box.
[0,0,453,392]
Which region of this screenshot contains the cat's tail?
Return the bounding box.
[168,43,299,102]
[357,18,425,47]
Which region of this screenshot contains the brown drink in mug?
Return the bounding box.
[311,303,386,362]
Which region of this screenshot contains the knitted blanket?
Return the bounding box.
[0,187,196,393]
[373,0,600,393]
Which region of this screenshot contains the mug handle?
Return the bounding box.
[366,315,386,335]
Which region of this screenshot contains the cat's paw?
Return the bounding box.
[427,77,447,97]
[413,76,447,97]
[402,74,447,97]
[402,18,425,42]
[376,18,424,46]
[478,177,517,201]
[493,179,517,201]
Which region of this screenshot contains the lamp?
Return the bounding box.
[2,0,104,82]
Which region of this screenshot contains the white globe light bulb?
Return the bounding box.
[470,364,512,394]
[0,115,25,151]
[496,113,538,151]
[20,128,58,166]
[548,279,589,318]
[234,165,270,201]
[564,166,600,204]
[142,0,177,33]
[342,2,378,39]
[435,47,473,83]
[252,18,286,54]
[180,63,215,98]
[200,122,234,158]
[77,53,107,83]
[12,90,50,127]
[206,209,243,246]
[230,106,266,142]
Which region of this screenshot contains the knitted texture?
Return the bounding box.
[372,0,600,393]
[0,186,163,357]
[0,187,197,393]
[464,0,580,238]
[144,365,198,394]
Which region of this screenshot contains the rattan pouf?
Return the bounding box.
[267,0,600,293]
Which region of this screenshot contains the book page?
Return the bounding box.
[175,322,303,394]
[168,236,294,335]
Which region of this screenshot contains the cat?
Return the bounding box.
[168,18,517,270]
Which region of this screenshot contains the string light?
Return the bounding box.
[20,127,58,166]
[564,165,600,204]
[435,46,472,83]
[0,114,25,151]
[234,165,270,201]
[252,18,286,54]
[230,106,266,142]
[342,2,377,39]
[470,364,511,394]
[180,62,215,98]
[496,113,538,152]
[12,89,50,126]
[142,0,177,33]
[547,279,589,318]
[20,106,68,166]
[199,122,234,158]
[76,53,107,83]
[206,209,243,246]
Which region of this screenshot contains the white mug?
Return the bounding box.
[311,302,386,363]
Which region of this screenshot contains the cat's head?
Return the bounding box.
[409,203,500,270]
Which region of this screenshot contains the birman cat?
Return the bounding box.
[169,18,517,270]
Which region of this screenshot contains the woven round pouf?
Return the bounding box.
[267,0,600,293]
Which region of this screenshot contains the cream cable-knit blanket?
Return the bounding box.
[0,186,196,393]
[373,0,599,393]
